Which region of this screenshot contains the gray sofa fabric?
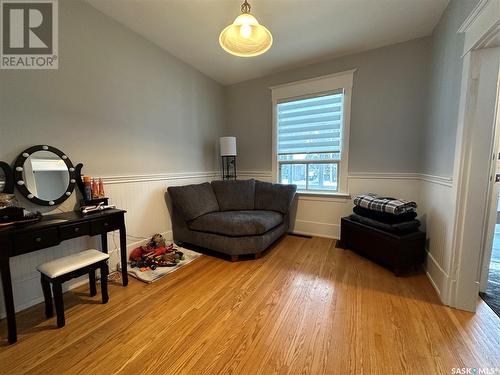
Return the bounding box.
[184,221,288,256]
[168,180,297,257]
[254,180,297,214]
[167,182,219,221]
[211,179,255,211]
[188,210,283,237]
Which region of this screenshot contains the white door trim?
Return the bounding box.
[448,0,500,311]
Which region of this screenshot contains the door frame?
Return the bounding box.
[479,91,500,292]
[447,0,500,311]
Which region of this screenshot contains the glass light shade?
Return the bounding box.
[219,13,273,57]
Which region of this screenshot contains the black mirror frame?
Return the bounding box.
[13,145,76,206]
[0,161,14,194]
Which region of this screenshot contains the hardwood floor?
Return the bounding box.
[1,235,499,374]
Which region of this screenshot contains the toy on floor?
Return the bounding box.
[129,234,185,271]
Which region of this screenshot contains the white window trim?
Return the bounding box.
[270,69,355,195]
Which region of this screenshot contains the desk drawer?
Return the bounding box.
[13,228,60,254]
[59,222,90,241]
[90,215,121,235]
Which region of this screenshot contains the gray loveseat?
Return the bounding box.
[167,179,297,260]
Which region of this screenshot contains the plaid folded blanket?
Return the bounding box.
[353,193,417,215]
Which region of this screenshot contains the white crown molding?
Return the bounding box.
[458,0,500,53]
[457,0,490,33]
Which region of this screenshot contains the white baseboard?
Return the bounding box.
[292,220,340,239]
[424,249,450,302]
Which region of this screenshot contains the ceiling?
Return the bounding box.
[86,0,449,85]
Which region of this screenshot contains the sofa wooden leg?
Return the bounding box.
[230,255,239,262]
[254,252,262,259]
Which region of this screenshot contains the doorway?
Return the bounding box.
[447,1,500,312]
[480,191,500,317]
[479,69,500,317]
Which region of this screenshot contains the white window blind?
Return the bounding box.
[271,69,354,194]
[277,92,343,156]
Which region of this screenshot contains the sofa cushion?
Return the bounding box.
[167,182,220,221]
[188,210,283,237]
[254,181,297,214]
[211,179,255,211]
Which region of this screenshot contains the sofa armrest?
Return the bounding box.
[254,181,297,214]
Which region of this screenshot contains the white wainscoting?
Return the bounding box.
[240,171,422,239]
[1,170,454,317]
[0,171,219,318]
[239,170,454,303]
[419,177,454,303]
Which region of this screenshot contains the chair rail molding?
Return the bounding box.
[101,171,220,185]
[0,170,218,318]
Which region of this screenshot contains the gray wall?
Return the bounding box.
[423,0,479,177]
[0,0,226,177]
[225,38,431,173]
[226,38,430,172]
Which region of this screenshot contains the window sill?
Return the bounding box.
[296,190,351,199]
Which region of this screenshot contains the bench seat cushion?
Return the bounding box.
[188,210,283,237]
[37,249,109,279]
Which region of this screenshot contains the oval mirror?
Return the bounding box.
[14,146,76,206]
[0,161,14,194]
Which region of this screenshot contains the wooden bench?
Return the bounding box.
[37,249,110,328]
[337,217,426,276]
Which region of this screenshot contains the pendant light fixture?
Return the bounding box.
[219,0,273,57]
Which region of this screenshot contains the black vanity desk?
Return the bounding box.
[0,208,128,344]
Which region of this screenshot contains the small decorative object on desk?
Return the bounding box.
[0,193,24,224]
[80,202,116,215]
[83,176,92,201]
[75,163,109,207]
[91,178,98,199]
[98,178,105,198]
[0,208,42,228]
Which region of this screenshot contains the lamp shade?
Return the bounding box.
[219,1,273,58]
[220,137,237,156]
[219,13,273,57]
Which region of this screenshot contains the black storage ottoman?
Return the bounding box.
[337,216,426,276]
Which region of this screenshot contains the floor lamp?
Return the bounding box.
[220,137,237,180]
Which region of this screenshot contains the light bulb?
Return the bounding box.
[240,24,252,38]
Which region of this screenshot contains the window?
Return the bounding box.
[271,70,354,194]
